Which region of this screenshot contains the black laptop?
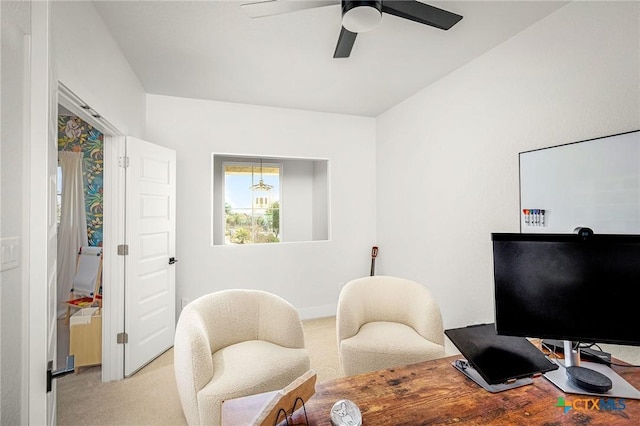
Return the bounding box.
[445,323,558,385]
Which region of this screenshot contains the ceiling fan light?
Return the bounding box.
[342,0,382,33]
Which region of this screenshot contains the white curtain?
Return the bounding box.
[57,151,89,316]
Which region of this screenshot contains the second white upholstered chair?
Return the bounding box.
[174,289,310,425]
[337,275,446,376]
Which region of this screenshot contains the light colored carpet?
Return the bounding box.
[56,316,340,426]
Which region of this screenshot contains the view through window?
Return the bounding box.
[213,154,329,245]
[224,162,281,244]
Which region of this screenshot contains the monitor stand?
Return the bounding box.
[544,341,640,400]
[452,359,533,393]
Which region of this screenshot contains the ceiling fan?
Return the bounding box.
[241,0,463,58]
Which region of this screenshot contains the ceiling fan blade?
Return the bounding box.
[333,27,358,58]
[241,0,339,18]
[381,0,463,30]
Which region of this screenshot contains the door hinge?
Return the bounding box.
[117,244,129,256]
[118,156,130,168]
[117,332,128,344]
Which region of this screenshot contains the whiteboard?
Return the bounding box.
[519,130,640,234]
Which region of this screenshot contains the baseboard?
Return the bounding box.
[298,303,337,320]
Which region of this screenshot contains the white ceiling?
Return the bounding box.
[93,0,569,117]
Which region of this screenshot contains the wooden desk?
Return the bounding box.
[222,355,640,425]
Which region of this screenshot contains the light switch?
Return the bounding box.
[0,236,20,272]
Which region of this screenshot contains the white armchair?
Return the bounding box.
[174,289,310,425]
[337,275,446,376]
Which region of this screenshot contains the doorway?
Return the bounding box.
[55,105,109,377]
[56,83,177,383]
[57,83,125,383]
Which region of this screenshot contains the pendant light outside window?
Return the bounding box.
[249,158,273,192]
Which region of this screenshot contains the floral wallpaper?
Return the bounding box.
[58,116,104,246]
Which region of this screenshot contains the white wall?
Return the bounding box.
[52,1,145,137]
[376,1,640,332]
[280,159,314,242]
[0,1,30,423]
[146,95,376,318]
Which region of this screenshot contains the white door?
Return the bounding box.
[28,1,58,423]
[124,137,177,376]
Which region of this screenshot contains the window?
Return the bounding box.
[212,154,329,245]
[224,162,281,244]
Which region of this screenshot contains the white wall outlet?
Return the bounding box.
[0,236,20,272]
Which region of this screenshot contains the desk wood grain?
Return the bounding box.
[223,355,640,425]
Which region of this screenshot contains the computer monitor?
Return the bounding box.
[492,231,640,396]
[492,231,640,346]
